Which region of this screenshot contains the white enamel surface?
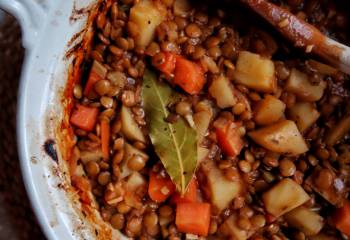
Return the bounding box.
[0,0,123,239]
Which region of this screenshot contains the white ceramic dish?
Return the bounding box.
[0,0,123,239]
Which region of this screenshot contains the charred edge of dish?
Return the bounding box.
[44,139,58,162]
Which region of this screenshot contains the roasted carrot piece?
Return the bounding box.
[215,120,243,157]
[176,202,211,236]
[333,202,350,236]
[84,60,107,96]
[173,57,205,95]
[101,119,110,160]
[70,105,99,131]
[152,52,177,76]
[171,178,198,204]
[148,171,176,202]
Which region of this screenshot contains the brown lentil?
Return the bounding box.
[185,23,202,38]
[127,155,146,171]
[237,216,252,230]
[110,213,125,230]
[85,161,100,177]
[279,158,296,177]
[98,171,111,186]
[314,168,334,189]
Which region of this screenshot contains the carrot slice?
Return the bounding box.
[171,178,198,204]
[84,60,107,96]
[333,202,350,236]
[152,52,177,76]
[148,171,176,202]
[70,105,99,131]
[101,119,110,160]
[173,57,205,95]
[215,120,243,157]
[176,202,211,236]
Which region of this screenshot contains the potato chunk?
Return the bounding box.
[262,178,310,217]
[285,206,324,236]
[233,51,276,92]
[254,95,285,125]
[201,161,242,212]
[209,75,236,108]
[121,106,145,143]
[130,0,165,47]
[288,102,320,132]
[285,68,326,102]
[125,172,146,191]
[248,120,308,155]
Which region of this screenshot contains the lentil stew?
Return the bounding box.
[65,0,350,239]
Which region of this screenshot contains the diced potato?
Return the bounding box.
[284,206,324,236]
[218,214,250,240]
[194,101,213,163]
[288,102,320,132]
[125,172,146,191]
[325,115,350,146]
[194,102,213,140]
[130,0,166,47]
[201,161,242,212]
[198,146,209,163]
[74,164,85,177]
[194,111,212,140]
[285,68,326,102]
[80,149,103,164]
[262,178,310,217]
[121,106,146,143]
[121,143,149,178]
[254,95,286,125]
[248,120,308,155]
[233,51,276,93]
[209,75,237,108]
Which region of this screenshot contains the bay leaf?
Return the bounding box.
[142,70,198,194]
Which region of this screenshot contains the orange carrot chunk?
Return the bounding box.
[101,119,110,160]
[173,57,205,95]
[152,52,177,76]
[171,178,198,204]
[84,60,107,96]
[148,171,176,202]
[333,202,350,236]
[70,105,99,131]
[176,202,211,236]
[215,120,243,157]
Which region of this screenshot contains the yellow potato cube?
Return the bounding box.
[248,120,308,155]
[288,102,320,132]
[233,51,276,93]
[254,95,286,125]
[262,178,310,217]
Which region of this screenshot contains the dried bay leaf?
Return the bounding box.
[142,70,198,194]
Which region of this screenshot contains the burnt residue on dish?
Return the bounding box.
[43,139,58,162]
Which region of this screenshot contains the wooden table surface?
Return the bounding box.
[0,14,45,240]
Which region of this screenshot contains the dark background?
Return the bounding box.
[0,14,45,239]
